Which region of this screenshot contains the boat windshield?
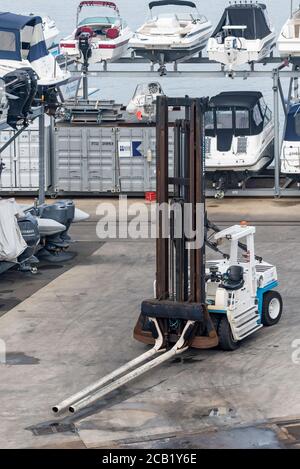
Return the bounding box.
[150,4,201,21]
[78,16,118,26]
[205,107,253,137]
[212,5,272,40]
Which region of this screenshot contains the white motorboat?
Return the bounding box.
[130,0,212,70]
[0,12,71,123]
[278,1,300,60]
[42,16,60,49]
[28,14,60,50]
[207,3,276,73]
[60,1,132,64]
[281,102,300,179]
[205,91,274,196]
[126,82,164,121]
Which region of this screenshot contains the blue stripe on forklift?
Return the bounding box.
[257,281,279,316]
[207,309,227,314]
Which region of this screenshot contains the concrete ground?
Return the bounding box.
[0,198,300,449]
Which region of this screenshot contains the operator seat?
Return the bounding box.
[221,266,244,291]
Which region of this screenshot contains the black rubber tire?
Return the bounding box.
[211,314,221,333]
[218,316,239,352]
[261,291,283,327]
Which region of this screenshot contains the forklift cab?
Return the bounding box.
[206,224,280,346]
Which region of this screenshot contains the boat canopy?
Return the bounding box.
[206,92,268,138]
[212,4,271,40]
[209,92,263,110]
[149,1,197,9]
[0,12,48,62]
[285,104,300,141]
[77,2,120,25]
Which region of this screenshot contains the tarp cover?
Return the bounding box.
[212,4,271,40]
[0,199,27,262]
[0,12,48,62]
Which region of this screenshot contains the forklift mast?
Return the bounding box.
[134,96,218,350]
[52,96,225,416]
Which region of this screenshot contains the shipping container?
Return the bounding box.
[53,124,175,195]
[0,121,51,192]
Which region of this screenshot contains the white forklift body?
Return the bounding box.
[206,224,279,343]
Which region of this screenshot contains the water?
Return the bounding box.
[0,0,291,110]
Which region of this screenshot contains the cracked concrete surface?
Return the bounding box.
[0,199,299,448]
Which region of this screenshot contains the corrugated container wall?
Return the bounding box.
[53,125,174,194]
[0,121,51,192]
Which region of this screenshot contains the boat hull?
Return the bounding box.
[207,35,276,70]
[132,41,208,64]
[60,26,132,64]
[205,133,274,173]
[281,141,300,176]
[130,26,212,64]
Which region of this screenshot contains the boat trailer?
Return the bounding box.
[52,96,219,415]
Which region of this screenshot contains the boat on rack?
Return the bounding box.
[60,1,132,64]
[207,3,276,73]
[205,91,274,197]
[28,14,61,50]
[42,16,60,49]
[127,82,164,121]
[278,2,300,61]
[130,0,212,72]
[281,103,300,180]
[0,12,72,124]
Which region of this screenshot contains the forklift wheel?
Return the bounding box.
[262,291,283,327]
[218,316,239,352]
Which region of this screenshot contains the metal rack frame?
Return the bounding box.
[0,106,46,204]
[69,57,300,198]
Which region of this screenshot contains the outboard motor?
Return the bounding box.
[17,213,40,272]
[4,68,38,129]
[41,86,59,117]
[21,68,38,117]
[56,200,75,242]
[78,32,93,63]
[39,202,70,250]
[4,69,31,129]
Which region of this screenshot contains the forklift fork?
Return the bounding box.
[52,319,195,415]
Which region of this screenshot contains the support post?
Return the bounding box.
[273,69,281,198]
[156,96,169,300]
[82,67,88,101]
[38,108,46,205]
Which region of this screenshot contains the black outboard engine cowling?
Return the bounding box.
[22,68,38,116]
[79,32,93,62]
[4,68,38,129]
[38,86,59,117]
[17,213,40,270]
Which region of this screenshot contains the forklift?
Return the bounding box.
[52,96,282,415]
